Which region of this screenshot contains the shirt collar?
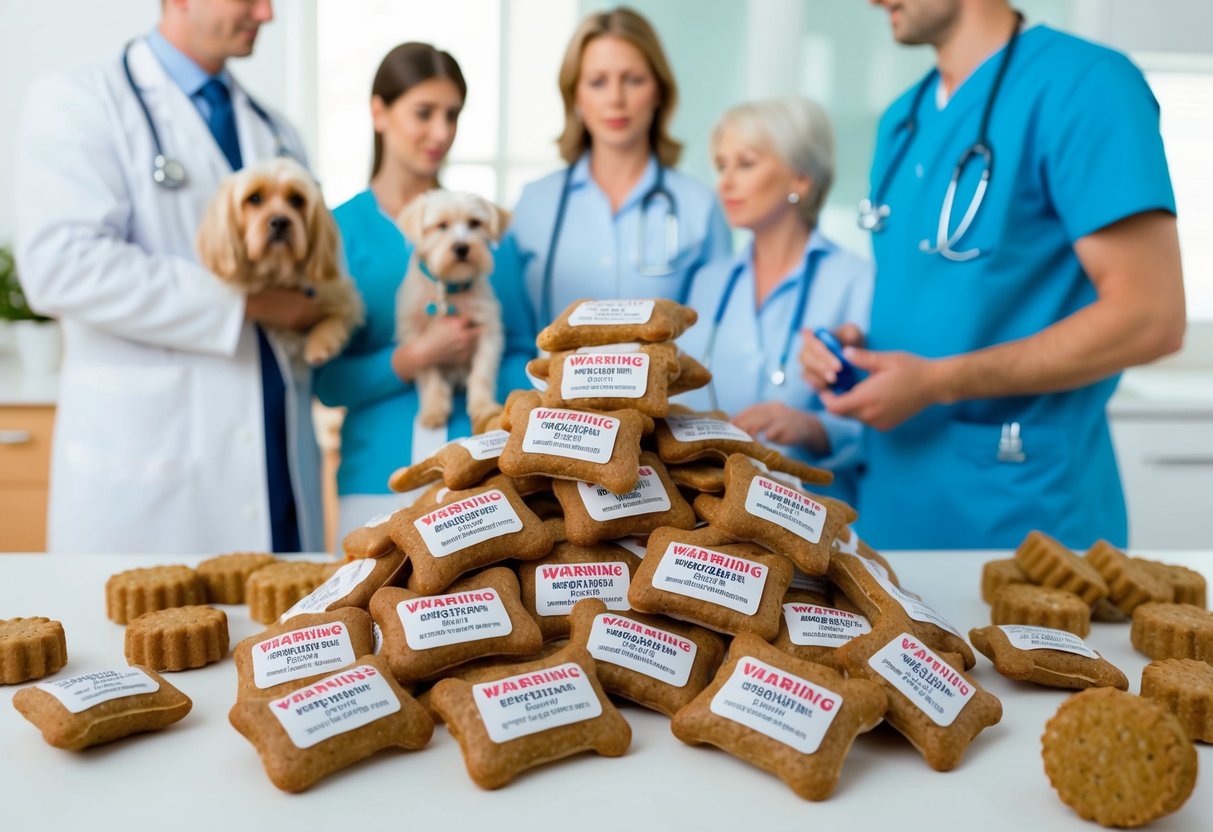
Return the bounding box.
[145,28,231,98]
[568,151,660,213]
[737,229,835,303]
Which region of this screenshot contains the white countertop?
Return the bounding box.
[1,550,1210,830]
[0,352,58,406]
[3,350,1210,416]
[1107,368,1213,418]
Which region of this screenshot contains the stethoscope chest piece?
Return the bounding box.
[703,248,827,405]
[152,154,187,189]
[856,198,890,233]
[858,11,1023,259]
[124,38,292,191]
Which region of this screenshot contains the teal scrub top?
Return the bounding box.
[860,25,1175,550]
[677,232,873,506]
[313,190,535,495]
[495,152,731,336]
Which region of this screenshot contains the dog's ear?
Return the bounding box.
[196,177,246,280]
[304,196,342,286]
[398,195,428,245]
[487,202,512,241]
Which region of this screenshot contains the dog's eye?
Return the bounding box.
[436,222,449,231]
[288,194,306,209]
[246,191,263,206]
[468,218,481,230]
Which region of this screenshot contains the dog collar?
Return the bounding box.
[418,259,476,294]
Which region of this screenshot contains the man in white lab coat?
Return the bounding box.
[14,0,325,554]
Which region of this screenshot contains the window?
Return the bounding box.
[314,0,576,210]
[1141,56,1213,324]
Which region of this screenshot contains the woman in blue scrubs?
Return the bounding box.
[801,1,1185,550]
[314,43,533,542]
[679,98,872,505]
[495,7,730,334]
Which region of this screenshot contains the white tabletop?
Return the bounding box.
[4,350,1211,416]
[2,551,1211,830]
[0,353,58,406]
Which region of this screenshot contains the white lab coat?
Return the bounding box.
[14,39,324,554]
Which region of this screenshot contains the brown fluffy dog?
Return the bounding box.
[397,190,510,429]
[196,157,363,365]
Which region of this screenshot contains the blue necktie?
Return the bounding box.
[198,77,298,551]
[198,78,243,171]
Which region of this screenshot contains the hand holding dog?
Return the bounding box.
[395,190,510,428]
[244,288,324,332]
[392,315,482,381]
[197,158,364,366]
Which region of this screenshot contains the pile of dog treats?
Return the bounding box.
[6,297,1209,829]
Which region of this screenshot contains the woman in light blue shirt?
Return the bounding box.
[679,98,872,505]
[314,43,533,543]
[496,7,730,334]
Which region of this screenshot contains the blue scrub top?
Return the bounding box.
[496,152,731,336]
[313,190,535,495]
[861,25,1175,550]
[678,232,873,506]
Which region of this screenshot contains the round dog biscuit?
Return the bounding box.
[246,562,334,625]
[1,617,67,685]
[1132,558,1205,608]
[1041,688,1197,827]
[105,565,206,625]
[1014,530,1108,605]
[991,583,1091,637]
[195,552,277,604]
[1141,658,1213,744]
[1130,602,1213,663]
[980,558,1030,605]
[124,605,229,671]
[1084,540,1171,615]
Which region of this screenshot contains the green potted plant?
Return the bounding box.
[0,244,60,374]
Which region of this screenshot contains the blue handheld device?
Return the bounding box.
[814,328,860,394]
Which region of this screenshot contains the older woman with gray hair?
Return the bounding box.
[677,96,873,503]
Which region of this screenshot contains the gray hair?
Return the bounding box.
[710,96,835,227]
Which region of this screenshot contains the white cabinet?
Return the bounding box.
[1111,414,1213,549]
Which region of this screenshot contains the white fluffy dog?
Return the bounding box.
[396,190,510,429]
[196,157,363,365]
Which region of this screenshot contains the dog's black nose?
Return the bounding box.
[269,215,292,238]
[453,242,470,260]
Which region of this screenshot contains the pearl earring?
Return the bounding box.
[787,192,801,204]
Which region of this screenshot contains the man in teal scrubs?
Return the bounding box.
[802,0,1186,550]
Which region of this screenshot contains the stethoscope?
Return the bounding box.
[540,160,680,325]
[858,11,1024,262]
[121,39,294,189]
[701,245,826,410]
